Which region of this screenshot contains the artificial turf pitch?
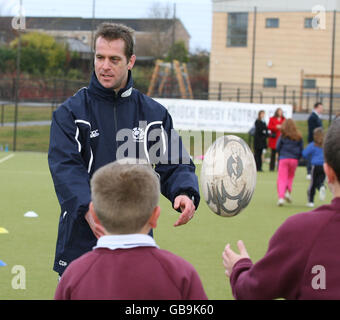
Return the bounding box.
[0,151,332,300]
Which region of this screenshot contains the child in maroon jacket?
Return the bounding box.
[55,160,207,300]
[222,117,340,300]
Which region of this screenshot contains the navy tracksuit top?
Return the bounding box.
[48,71,200,275]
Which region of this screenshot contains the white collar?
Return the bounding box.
[93,233,159,251]
[313,110,321,118]
[121,87,132,98]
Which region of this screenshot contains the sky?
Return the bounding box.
[0,0,213,52]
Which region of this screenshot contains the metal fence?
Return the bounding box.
[0,76,89,104]
[208,82,340,116]
[3,76,340,113]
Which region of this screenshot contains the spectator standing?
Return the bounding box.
[306,102,323,179]
[267,108,285,171]
[253,110,268,172]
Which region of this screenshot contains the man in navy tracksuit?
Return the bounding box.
[48,23,200,276]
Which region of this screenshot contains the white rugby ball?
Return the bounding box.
[201,135,256,217]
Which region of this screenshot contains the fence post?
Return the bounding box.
[51,78,57,120]
[329,9,336,124]
[283,85,287,104]
[250,6,257,103]
[63,79,67,101]
[1,104,4,127]
[218,82,222,101]
[237,88,240,102]
[306,92,310,112]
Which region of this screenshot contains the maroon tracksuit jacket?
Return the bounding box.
[230,197,340,300]
[55,246,207,300]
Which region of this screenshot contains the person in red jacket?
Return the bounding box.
[222,117,340,300]
[55,159,207,300]
[267,108,285,171]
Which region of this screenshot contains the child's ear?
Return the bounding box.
[324,163,336,184]
[148,206,160,229]
[89,202,102,226]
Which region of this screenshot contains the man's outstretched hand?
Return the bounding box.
[173,195,196,227]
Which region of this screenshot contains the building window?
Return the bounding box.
[266,18,279,28]
[263,78,277,88]
[304,79,316,89]
[305,18,313,28]
[227,12,248,47]
[305,17,319,29]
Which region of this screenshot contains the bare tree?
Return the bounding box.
[144,1,174,58]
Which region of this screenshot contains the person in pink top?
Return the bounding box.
[275,119,304,206]
[55,159,207,300]
[267,108,285,171]
[222,117,340,300]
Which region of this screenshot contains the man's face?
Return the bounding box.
[317,104,324,114]
[94,37,136,92]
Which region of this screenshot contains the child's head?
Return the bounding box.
[90,159,160,235]
[313,127,324,147]
[324,117,340,183]
[274,108,283,118]
[281,119,302,141]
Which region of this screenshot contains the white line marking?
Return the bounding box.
[0,154,14,164]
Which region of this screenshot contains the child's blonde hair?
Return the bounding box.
[90,159,160,234]
[313,127,324,148]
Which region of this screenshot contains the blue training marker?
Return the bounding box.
[0,260,6,267]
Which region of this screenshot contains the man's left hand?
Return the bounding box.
[173,195,195,227]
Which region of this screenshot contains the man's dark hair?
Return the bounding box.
[324,117,340,181]
[314,102,323,109]
[94,23,135,60]
[257,110,265,120]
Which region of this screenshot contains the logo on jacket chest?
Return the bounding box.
[132,127,145,142]
[90,129,100,139]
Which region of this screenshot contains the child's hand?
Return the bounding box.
[222,240,250,277]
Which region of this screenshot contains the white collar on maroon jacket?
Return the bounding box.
[93,234,159,251]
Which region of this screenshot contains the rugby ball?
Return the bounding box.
[201,135,256,217]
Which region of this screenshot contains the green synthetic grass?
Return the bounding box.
[0,105,53,124]
[0,151,333,300]
[0,152,58,299]
[0,126,50,153]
